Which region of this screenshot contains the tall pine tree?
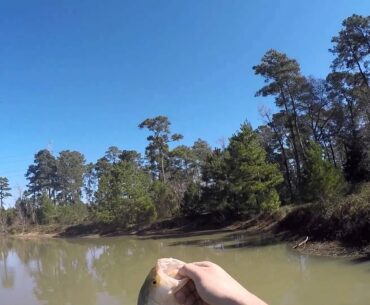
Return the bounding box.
[226,123,283,214]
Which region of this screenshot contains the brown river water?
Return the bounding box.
[1,231,370,305]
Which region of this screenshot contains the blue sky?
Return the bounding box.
[1,0,369,205]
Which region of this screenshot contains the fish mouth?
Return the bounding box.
[155,259,189,295]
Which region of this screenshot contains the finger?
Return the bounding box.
[193,261,213,268]
[178,264,202,281]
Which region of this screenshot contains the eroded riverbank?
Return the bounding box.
[9,212,370,259]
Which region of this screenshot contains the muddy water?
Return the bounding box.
[0,232,369,305]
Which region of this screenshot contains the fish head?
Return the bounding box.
[137,258,188,305]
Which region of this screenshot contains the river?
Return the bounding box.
[0,231,369,305]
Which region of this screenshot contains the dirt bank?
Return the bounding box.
[8,212,370,259]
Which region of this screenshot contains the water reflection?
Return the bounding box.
[0,239,15,289]
[1,232,370,305]
[30,241,97,305]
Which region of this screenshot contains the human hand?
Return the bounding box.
[175,261,268,305]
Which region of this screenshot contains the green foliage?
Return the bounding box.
[302,142,345,201]
[25,150,57,200]
[55,202,88,225]
[37,194,57,225]
[35,194,88,225]
[95,160,156,225]
[254,18,370,199]
[180,182,202,216]
[326,71,370,182]
[330,14,370,82]
[253,49,308,199]
[150,180,177,218]
[200,148,230,213]
[194,124,283,217]
[25,149,85,205]
[104,146,122,164]
[139,116,183,182]
[168,140,213,214]
[57,150,86,203]
[260,190,281,213]
[226,123,283,214]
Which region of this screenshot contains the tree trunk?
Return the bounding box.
[328,139,337,167]
[285,82,307,161]
[268,118,294,200]
[281,90,302,187]
[161,154,166,183]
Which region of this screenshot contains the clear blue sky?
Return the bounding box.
[1,0,369,205]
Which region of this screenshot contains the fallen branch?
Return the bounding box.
[293,236,309,249]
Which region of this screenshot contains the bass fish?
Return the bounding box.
[138,258,189,305]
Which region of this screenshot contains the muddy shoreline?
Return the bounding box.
[8,213,370,259]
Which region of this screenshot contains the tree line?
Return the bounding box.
[1,14,369,230]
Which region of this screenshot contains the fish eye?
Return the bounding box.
[152,280,157,285]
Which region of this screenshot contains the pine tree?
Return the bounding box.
[25,150,58,201]
[57,151,85,204]
[330,14,370,88]
[253,50,309,192]
[226,123,283,214]
[139,116,183,182]
[0,177,11,209]
[302,142,345,201]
